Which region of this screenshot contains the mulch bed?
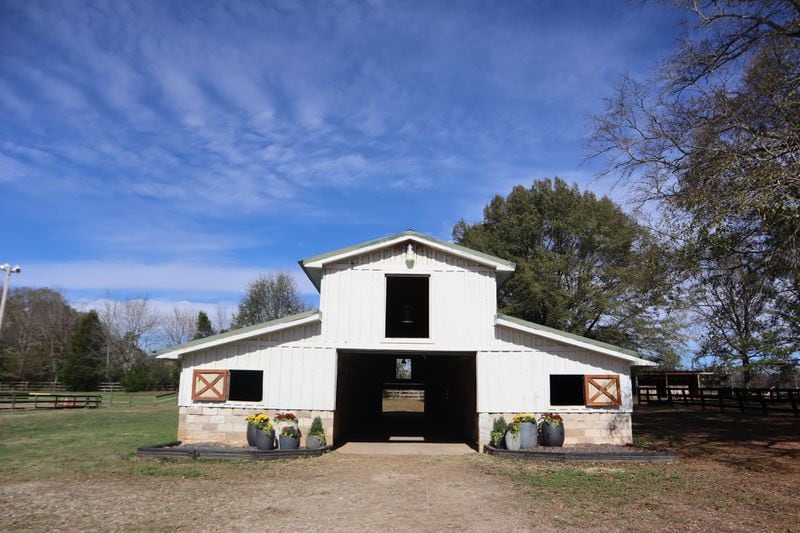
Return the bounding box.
[483,444,677,463]
[137,441,331,460]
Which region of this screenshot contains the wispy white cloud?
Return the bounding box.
[0,0,682,302]
[21,260,317,295]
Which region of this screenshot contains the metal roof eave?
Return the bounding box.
[156,310,321,360]
[495,314,658,367]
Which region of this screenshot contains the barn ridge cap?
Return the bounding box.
[299,230,516,291]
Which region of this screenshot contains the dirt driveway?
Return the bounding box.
[3,408,799,532]
[0,454,539,532]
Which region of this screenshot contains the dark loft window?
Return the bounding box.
[550,374,585,406]
[385,276,429,338]
[228,370,263,402]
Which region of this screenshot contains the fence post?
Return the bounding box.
[757,390,768,415]
[735,390,745,412]
[719,390,724,412]
[699,388,705,411]
[667,387,673,408]
[11,394,16,410]
[128,396,132,407]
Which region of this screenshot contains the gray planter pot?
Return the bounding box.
[306,434,325,449]
[519,421,538,449]
[541,422,565,447]
[504,431,521,451]
[279,435,299,450]
[246,423,259,447]
[255,429,275,450]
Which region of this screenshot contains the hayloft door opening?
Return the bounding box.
[334,351,477,448]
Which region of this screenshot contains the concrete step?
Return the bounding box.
[335,442,476,456]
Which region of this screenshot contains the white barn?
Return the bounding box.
[158,230,656,448]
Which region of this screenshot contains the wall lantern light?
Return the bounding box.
[405,243,416,269]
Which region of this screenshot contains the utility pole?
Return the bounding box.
[0,263,22,333]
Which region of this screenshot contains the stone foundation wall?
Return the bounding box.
[478,411,632,447]
[179,406,335,447]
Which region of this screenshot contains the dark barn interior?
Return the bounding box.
[334,352,477,448]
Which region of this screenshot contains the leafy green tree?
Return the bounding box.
[454,178,683,366]
[193,311,215,339]
[233,272,309,328]
[120,357,177,392]
[60,310,105,391]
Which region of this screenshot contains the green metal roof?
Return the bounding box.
[496,313,644,360]
[156,309,320,358]
[299,230,516,290]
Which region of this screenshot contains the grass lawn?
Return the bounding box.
[0,404,179,481]
[1,405,798,530]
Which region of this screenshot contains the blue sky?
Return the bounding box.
[0,0,682,318]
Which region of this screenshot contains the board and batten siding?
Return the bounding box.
[477,325,633,413]
[178,322,336,410]
[319,243,497,350]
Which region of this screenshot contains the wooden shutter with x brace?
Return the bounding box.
[584,375,621,407]
[191,369,229,402]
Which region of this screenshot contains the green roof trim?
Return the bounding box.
[496,313,642,359]
[299,230,516,291]
[156,310,320,358]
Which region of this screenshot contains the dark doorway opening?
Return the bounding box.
[334,352,477,448]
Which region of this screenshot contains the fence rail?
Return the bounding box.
[637,386,799,416]
[0,381,66,391]
[99,382,124,392]
[0,393,101,410]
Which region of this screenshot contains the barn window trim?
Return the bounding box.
[549,374,621,408]
[384,274,430,339]
[191,369,229,402]
[228,369,264,402]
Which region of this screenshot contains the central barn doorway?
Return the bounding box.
[334,351,477,448]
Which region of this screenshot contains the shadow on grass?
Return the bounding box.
[633,406,800,472]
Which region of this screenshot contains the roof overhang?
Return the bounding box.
[495,314,658,366]
[299,230,516,291]
[156,310,321,360]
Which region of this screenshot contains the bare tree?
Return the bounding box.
[161,307,197,346]
[98,295,159,375]
[0,288,77,382]
[589,0,800,374]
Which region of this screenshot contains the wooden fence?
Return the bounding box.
[0,381,66,391]
[637,386,799,416]
[0,393,101,410]
[104,391,177,407]
[99,382,124,392]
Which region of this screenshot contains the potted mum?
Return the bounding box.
[513,414,538,449]
[279,425,300,450]
[504,421,521,451]
[306,416,326,449]
[540,413,565,447]
[246,413,275,450]
[274,412,299,450]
